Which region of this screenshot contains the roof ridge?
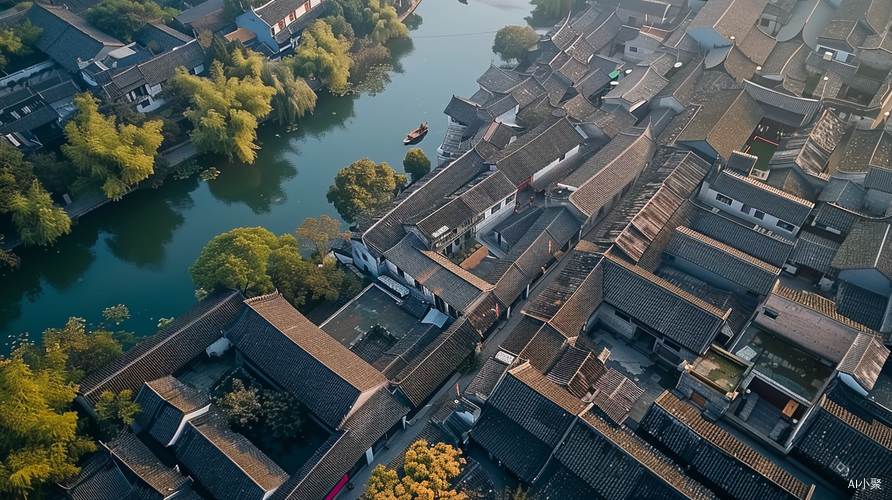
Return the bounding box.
[654,392,811,498]
[189,417,287,490]
[675,226,781,274]
[820,396,892,450]
[420,250,496,291]
[772,283,878,334]
[604,253,728,318]
[81,290,240,396]
[722,170,815,208]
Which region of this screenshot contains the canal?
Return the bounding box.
[0,0,532,353]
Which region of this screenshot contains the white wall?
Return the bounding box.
[698,183,801,238]
[352,239,380,277]
[475,192,517,234]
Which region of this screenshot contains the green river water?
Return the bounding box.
[0,0,531,353]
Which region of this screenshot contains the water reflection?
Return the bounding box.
[104,178,196,268]
[206,143,299,215]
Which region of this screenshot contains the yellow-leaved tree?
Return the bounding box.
[364,439,467,500]
[61,94,163,201]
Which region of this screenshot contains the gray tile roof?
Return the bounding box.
[465,354,510,404]
[838,129,892,174]
[556,412,719,500]
[79,290,244,406]
[688,0,770,40]
[493,207,544,250]
[383,234,492,313]
[393,316,482,407]
[865,166,892,194]
[687,200,795,268]
[839,334,890,392]
[492,117,584,186]
[416,170,515,243]
[793,396,892,484]
[664,226,780,295]
[655,266,755,335]
[818,178,866,210]
[225,293,387,428]
[175,412,288,500]
[603,254,728,353]
[26,4,124,73]
[175,0,229,33]
[443,95,479,126]
[640,392,813,500]
[765,168,816,202]
[136,22,192,54]
[101,41,205,100]
[675,89,763,162]
[655,57,704,109]
[476,64,523,94]
[65,453,133,500]
[604,66,669,105]
[133,375,210,446]
[363,149,488,255]
[590,368,644,425]
[742,80,819,127]
[107,430,191,497]
[812,202,860,234]
[790,230,840,274]
[565,125,657,218]
[836,281,886,331]
[271,388,408,500]
[710,170,815,226]
[832,221,892,280]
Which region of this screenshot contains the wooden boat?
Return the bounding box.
[404,122,429,145]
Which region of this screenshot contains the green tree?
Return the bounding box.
[0,144,35,214]
[0,20,41,69]
[496,486,540,500]
[492,25,538,63]
[402,148,431,182]
[263,61,317,126]
[268,249,340,309]
[42,317,125,384]
[167,61,275,163]
[10,180,71,247]
[326,158,406,223]
[290,19,352,92]
[217,378,261,426]
[86,0,179,42]
[261,391,303,439]
[0,355,96,499]
[366,0,407,45]
[189,227,295,295]
[62,94,164,200]
[0,235,19,269]
[30,153,77,197]
[295,215,347,256]
[364,440,467,500]
[95,390,141,439]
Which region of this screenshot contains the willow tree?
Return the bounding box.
[263,62,317,126]
[168,61,275,163]
[367,0,407,45]
[290,19,352,92]
[11,180,71,247]
[62,94,163,200]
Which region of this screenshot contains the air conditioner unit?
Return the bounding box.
[824,51,833,61]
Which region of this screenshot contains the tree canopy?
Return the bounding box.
[364,440,467,500]
[168,61,275,163]
[366,0,407,45]
[10,179,71,247]
[94,390,141,440]
[492,25,538,63]
[41,317,124,384]
[295,215,347,256]
[402,148,431,182]
[189,227,294,296]
[0,355,96,500]
[290,19,352,92]
[0,144,36,215]
[529,0,584,21]
[86,0,179,42]
[0,20,41,70]
[326,158,406,223]
[62,94,164,200]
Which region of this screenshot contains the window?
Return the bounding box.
[628,46,639,53]
[289,12,296,22]
[270,28,275,36]
[505,195,514,204]
[760,17,771,27]
[491,202,501,215]
[715,193,733,205]
[776,220,795,232]
[278,20,285,30]
[763,309,778,320]
[303,0,311,10]
[753,210,765,220]
[740,204,752,215]
[614,310,631,322]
